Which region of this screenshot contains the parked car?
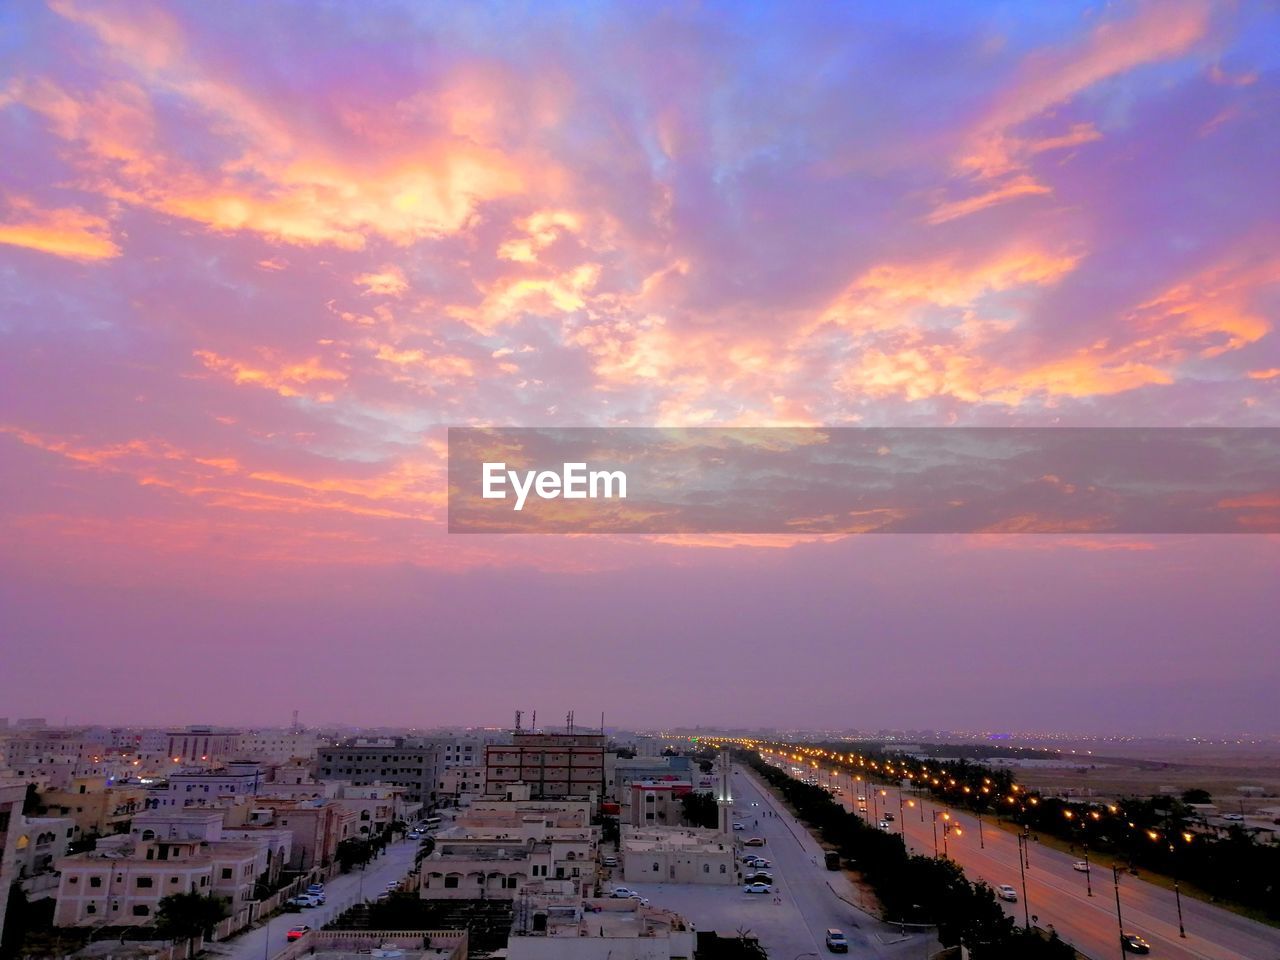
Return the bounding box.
[386,880,399,890]
[732,822,746,830]
[743,882,771,894]
[287,895,321,909]
[286,926,310,942]
[744,872,774,885]
[408,831,421,840]
[1223,813,1245,822]
[602,855,618,867]
[306,883,324,895]
[744,837,766,846]
[742,855,771,868]
[996,884,1018,902]
[1120,933,1151,954]
[628,893,649,905]
[1072,860,1090,872]
[610,887,637,898]
[825,928,849,952]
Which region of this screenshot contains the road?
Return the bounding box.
[804,766,1280,960]
[624,766,938,959]
[206,835,421,960]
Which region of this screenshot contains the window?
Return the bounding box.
[652,861,659,872]
[444,876,459,889]
[90,876,102,888]
[221,868,232,879]
[132,905,150,917]
[136,877,153,888]
[703,864,710,873]
[720,864,727,874]
[86,903,96,915]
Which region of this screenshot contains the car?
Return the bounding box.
[825,928,849,953]
[1120,933,1151,954]
[744,837,766,846]
[628,893,650,905]
[386,880,399,890]
[743,882,772,894]
[750,801,759,806]
[732,822,746,830]
[742,856,771,868]
[609,887,636,898]
[286,926,310,942]
[1223,813,1245,821]
[878,820,891,830]
[287,895,320,908]
[306,883,324,895]
[408,831,421,839]
[996,884,1018,902]
[1072,860,1090,872]
[602,855,618,867]
[744,872,774,885]
[883,813,895,821]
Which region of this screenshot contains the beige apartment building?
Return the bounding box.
[39,776,145,839]
[485,733,606,801]
[0,782,30,944]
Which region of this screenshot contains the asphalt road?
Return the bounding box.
[811,771,1280,960]
[207,834,421,960]
[620,765,937,959]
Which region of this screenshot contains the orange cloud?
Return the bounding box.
[193,349,347,401]
[355,266,409,297]
[814,245,1080,333]
[934,1,1212,221]
[0,197,120,261]
[20,2,530,250]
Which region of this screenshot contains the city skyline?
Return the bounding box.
[2,1,1278,734]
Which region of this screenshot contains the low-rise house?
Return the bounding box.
[507,895,695,960]
[620,826,735,885]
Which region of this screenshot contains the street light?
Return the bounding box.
[1113,865,1127,956]
[1016,834,1031,930]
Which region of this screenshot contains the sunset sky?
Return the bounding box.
[1,1,1277,733]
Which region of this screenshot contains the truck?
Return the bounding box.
[824,850,841,870]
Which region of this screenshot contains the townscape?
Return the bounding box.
[2,721,1279,960]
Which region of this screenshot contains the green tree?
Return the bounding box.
[336,837,372,872]
[1181,788,1212,805]
[680,791,719,829]
[156,892,230,942]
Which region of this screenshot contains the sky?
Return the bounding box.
[0,0,1277,734]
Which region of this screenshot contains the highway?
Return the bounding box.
[802,766,1280,960]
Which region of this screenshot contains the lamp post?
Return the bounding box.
[1171,844,1186,938]
[977,810,984,849]
[1083,842,1093,897]
[931,811,939,857]
[1016,834,1031,930]
[1113,865,1127,956]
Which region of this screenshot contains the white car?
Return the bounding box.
[732,822,746,830]
[1072,860,1090,872]
[743,882,771,894]
[742,856,772,868]
[610,887,637,898]
[1223,813,1245,821]
[878,820,891,830]
[602,855,618,867]
[629,893,650,905]
[996,884,1018,902]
